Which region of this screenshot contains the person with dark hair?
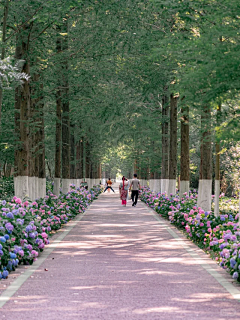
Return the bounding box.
[130,173,141,207]
[103,178,115,193]
[119,176,129,206]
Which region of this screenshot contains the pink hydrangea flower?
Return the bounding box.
[15,198,21,204]
[41,232,48,238]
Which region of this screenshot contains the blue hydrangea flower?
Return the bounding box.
[232,272,239,279]
[4,234,10,240]
[6,212,14,219]
[7,260,13,270]
[12,259,17,267]
[9,252,16,259]
[2,270,9,279]
[0,236,6,243]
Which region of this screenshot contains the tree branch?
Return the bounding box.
[31,23,54,42]
[5,5,44,42]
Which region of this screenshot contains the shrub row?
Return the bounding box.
[140,187,240,282]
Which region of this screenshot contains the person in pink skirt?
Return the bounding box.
[119,176,129,206]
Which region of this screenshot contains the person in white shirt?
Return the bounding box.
[130,173,141,207]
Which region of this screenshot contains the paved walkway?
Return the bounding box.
[1,184,240,319]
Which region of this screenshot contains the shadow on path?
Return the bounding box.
[1,184,240,319]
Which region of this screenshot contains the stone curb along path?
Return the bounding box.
[0,185,240,320]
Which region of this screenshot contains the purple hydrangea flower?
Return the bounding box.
[16,219,24,225]
[224,234,231,241]
[29,232,36,238]
[230,258,236,268]
[25,225,33,233]
[5,223,14,232]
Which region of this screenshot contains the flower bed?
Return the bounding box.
[140,187,240,282]
[0,184,102,280]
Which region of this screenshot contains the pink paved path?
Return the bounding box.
[1,185,240,319]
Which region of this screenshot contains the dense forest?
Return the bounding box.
[0,0,239,214]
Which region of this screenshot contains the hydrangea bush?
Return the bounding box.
[0,184,102,280]
[140,187,240,282]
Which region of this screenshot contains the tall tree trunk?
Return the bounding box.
[54,93,62,195]
[180,106,190,198]
[161,91,169,193]
[89,161,93,189]
[53,29,62,196]
[134,157,139,175]
[151,140,161,192]
[0,0,9,131]
[92,162,97,186]
[197,105,212,211]
[61,20,70,194]
[5,163,12,178]
[14,31,31,200]
[98,163,102,184]
[102,164,106,186]
[149,141,155,192]
[28,73,39,201]
[169,94,178,195]
[70,123,75,184]
[38,90,46,199]
[85,140,91,189]
[76,139,83,187]
[214,104,221,217]
[80,138,84,180]
[61,100,70,193]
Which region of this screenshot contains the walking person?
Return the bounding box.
[130,173,141,207]
[103,178,115,193]
[119,176,129,206]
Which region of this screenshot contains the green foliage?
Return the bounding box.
[0,0,239,189]
[0,177,14,201]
